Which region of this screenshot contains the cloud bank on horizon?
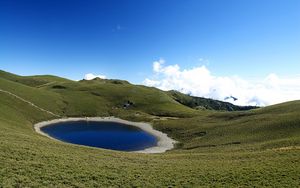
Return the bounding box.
[144,59,300,106]
[84,73,106,80]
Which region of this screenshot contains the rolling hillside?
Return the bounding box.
[0,70,299,187]
[0,70,256,116]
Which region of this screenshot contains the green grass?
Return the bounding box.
[0,71,299,187]
[0,70,72,87]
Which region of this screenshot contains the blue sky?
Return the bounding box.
[1,0,300,105]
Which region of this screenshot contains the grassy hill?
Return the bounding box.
[0,70,299,187]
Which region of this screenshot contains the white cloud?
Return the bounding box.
[143,59,300,106]
[153,58,165,72]
[84,73,106,80]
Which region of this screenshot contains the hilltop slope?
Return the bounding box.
[0,70,71,87]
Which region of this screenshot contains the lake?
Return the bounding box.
[40,120,158,151]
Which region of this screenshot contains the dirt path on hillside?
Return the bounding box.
[0,89,60,117]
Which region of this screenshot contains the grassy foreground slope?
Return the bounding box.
[0,71,299,187]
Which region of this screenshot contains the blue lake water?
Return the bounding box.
[41,121,158,151]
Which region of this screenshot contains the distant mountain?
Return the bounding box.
[167,90,258,111]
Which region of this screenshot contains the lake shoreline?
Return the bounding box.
[34,117,176,154]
